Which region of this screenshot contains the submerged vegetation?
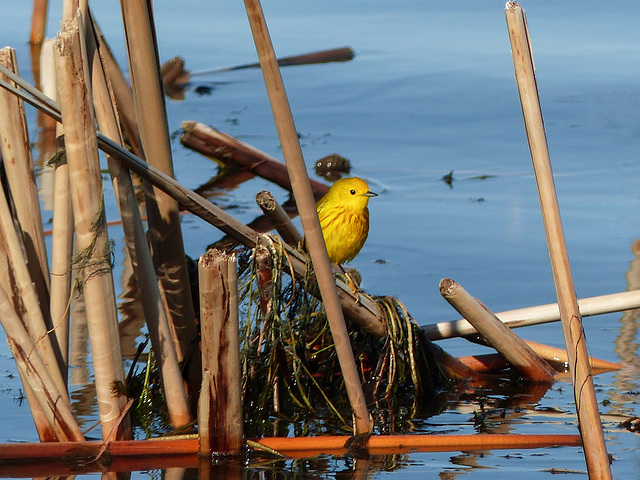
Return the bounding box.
[128,237,450,437]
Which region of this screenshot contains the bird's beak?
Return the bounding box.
[363,191,377,198]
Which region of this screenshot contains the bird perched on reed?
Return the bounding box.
[316,177,377,266]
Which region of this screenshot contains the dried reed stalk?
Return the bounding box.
[505,3,611,477]
[55,13,131,440]
[85,17,191,428]
[256,190,303,246]
[0,432,581,463]
[0,48,51,313]
[120,0,198,374]
[243,0,370,433]
[0,159,69,403]
[440,279,556,382]
[423,289,640,340]
[91,16,141,155]
[0,285,84,441]
[35,38,59,170]
[190,46,355,76]
[181,121,329,199]
[49,139,74,371]
[198,250,243,454]
[30,0,48,46]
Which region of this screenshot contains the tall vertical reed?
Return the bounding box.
[243,0,370,434]
[85,15,192,429]
[55,12,131,441]
[119,0,199,385]
[505,3,612,478]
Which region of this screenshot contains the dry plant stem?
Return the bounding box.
[256,190,303,246]
[505,3,611,478]
[423,289,640,340]
[49,140,74,371]
[0,286,84,441]
[198,250,243,454]
[181,122,329,199]
[191,46,355,76]
[86,18,191,428]
[0,433,582,463]
[30,0,48,45]
[243,0,370,434]
[91,15,141,155]
[439,279,556,382]
[55,14,131,441]
[0,48,51,309]
[0,180,61,441]
[120,0,198,369]
[0,163,70,402]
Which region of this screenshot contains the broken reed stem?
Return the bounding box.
[85,16,191,429]
[439,279,556,382]
[190,46,356,76]
[505,3,611,478]
[39,40,71,369]
[0,48,51,315]
[180,122,329,199]
[0,285,84,441]
[243,0,370,433]
[55,13,131,441]
[423,289,640,340]
[256,190,303,246]
[198,250,243,454]
[49,138,74,372]
[120,0,198,374]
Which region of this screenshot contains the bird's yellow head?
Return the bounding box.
[318,177,377,213]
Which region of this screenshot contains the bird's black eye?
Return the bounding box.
[350,189,356,195]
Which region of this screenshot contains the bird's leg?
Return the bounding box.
[336,264,363,301]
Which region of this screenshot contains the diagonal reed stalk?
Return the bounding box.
[242,0,370,434]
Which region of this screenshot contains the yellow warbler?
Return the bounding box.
[316,177,377,265]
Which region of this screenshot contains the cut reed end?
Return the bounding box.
[439,278,459,298]
[256,190,276,211]
[181,120,197,132]
[200,248,236,270]
[505,1,521,11]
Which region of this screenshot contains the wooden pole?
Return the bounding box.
[198,250,243,454]
[243,0,370,433]
[55,13,131,441]
[440,279,556,382]
[120,0,199,380]
[505,3,611,477]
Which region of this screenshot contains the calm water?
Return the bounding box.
[1,0,640,477]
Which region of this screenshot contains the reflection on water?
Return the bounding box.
[609,239,640,417]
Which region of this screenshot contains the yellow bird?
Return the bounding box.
[316,177,377,266]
